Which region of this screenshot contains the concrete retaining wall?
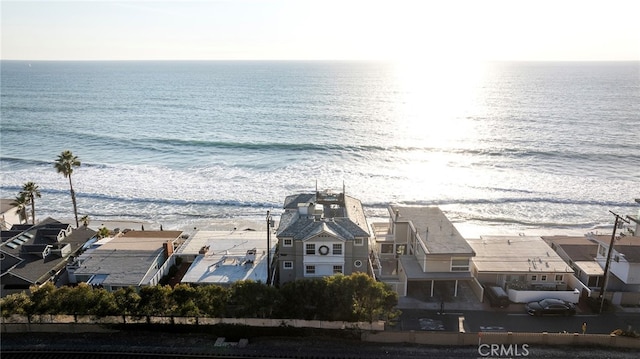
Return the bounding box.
[1,315,384,332]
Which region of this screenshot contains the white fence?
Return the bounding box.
[508,288,580,303]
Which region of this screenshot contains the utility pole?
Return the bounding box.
[599,210,629,313]
[266,210,273,285]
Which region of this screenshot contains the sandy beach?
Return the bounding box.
[85,217,271,233]
[78,215,607,241]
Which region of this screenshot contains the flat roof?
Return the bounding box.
[73,230,180,286]
[73,248,164,286]
[179,230,274,285]
[574,261,604,276]
[98,230,182,251]
[467,236,574,274]
[391,206,474,255]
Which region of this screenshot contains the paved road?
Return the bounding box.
[396,308,640,335]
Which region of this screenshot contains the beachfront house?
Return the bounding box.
[587,232,640,305]
[274,189,371,286]
[371,206,476,302]
[467,236,584,304]
[542,235,603,290]
[176,228,274,286]
[0,218,96,297]
[67,230,181,291]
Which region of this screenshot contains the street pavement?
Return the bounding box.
[394,305,640,335]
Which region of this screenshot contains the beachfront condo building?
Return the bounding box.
[274,189,371,286]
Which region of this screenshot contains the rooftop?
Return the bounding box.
[587,234,640,263]
[72,230,181,287]
[99,230,182,251]
[467,236,574,274]
[277,191,370,240]
[179,229,273,285]
[573,260,604,276]
[1,218,95,288]
[390,206,474,255]
[542,235,599,262]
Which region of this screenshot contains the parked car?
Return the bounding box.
[526,298,576,316]
[483,285,510,308]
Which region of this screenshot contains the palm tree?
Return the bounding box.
[80,215,90,227]
[21,182,41,225]
[12,193,29,224]
[54,150,81,227]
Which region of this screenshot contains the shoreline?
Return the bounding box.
[74,215,609,240]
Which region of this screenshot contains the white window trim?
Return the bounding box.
[332,243,343,255]
[283,239,293,247]
[305,265,316,274]
[450,257,470,272]
[354,238,364,246]
[306,243,315,255]
[283,261,293,269]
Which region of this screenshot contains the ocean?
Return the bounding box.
[1,60,638,236]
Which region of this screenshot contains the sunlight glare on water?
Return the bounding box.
[390,59,487,150]
[387,59,489,197]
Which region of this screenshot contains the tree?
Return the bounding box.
[0,292,32,318]
[228,280,281,318]
[54,150,81,227]
[29,282,58,315]
[170,284,200,317]
[277,277,326,320]
[80,215,90,227]
[97,226,111,239]
[113,287,142,316]
[11,193,29,224]
[194,285,228,317]
[138,285,174,316]
[20,182,41,225]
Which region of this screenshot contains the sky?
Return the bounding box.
[1,0,639,61]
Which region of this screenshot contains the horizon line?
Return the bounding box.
[2,58,639,63]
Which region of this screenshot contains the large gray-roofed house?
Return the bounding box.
[0,218,96,297]
[275,189,371,285]
[68,230,182,291]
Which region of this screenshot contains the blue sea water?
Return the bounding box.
[1,60,638,234]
